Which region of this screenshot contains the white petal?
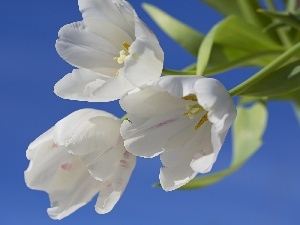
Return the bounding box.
[56,21,119,75]
[159,166,197,192]
[124,38,163,86]
[120,87,186,120]
[46,156,103,220]
[145,76,201,99]
[195,78,237,133]
[53,109,120,155]
[92,73,136,101]
[24,128,103,220]
[121,112,190,158]
[194,78,236,162]
[25,135,70,190]
[95,151,136,214]
[54,69,112,102]
[83,18,134,50]
[87,142,126,181]
[78,0,135,37]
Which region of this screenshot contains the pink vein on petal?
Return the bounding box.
[145,117,180,132]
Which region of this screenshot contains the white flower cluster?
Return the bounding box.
[24,0,236,220]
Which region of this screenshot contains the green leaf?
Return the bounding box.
[230,42,300,97]
[202,0,271,26]
[231,102,267,166]
[142,3,204,57]
[258,10,300,31]
[196,15,283,75]
[240,60,300,97]
[179,102,268,190]
[202,0,244,17]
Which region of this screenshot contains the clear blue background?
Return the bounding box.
[1,0,299,224]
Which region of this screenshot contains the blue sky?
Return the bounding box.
[1,0,299,224]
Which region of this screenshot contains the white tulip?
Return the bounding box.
[54,0,164,102]
[120,76,236,191]
[24,109,136,219]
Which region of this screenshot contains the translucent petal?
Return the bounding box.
[56,22,119,75]
[53,109,120,155]
[95,151,136,214]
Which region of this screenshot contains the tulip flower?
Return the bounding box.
[54,0,164,102]
[120,76,236,191]
[24,109,136,219]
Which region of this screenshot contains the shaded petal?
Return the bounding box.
[159,122,214,190]
[87,142,126,181]
[121,112,192,158]
[194,78,236,162]
[24,128,103,220]
[79,0,135,36]
[120,87,186,119]
[53,109,120,155]
[92,73,136,101]
[95,151,136,214]
[54,69,111,102]
[56,21,119,75]
[124,38,163,86]
[25,132,70,190]
[46,156,102,220]
[84,18,133,49]
[145,76,200,99]
[195,78,236,134]
[159,165,197,192]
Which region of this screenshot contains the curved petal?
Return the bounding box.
[92,73,136,101]
[194,78,236,162]
[145,76,200,99]
[56,21,119,75]
[120,87,186,119]
[79,0,135,36]
[53,109,120,156]
[121,112,191,158]
[95,151,136,214]
[194,78,236,133]
[83,18,133,49]
[25,132,70,190]
[123,38,163,86]
[159,166,197,192]
[46,156,102,220]
[54,69,112,102]
[87,142,126,181]
[24,128,103,220]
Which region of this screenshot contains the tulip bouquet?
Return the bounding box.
[25,0,300,220]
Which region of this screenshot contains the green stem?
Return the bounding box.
[162,69,196,75]
[229,42,300,96]
[204,51,282,76]
[162,51,282,77]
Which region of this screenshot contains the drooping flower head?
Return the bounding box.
[24,109,136,219]
[120,76,236,191]
[55,0,164,102]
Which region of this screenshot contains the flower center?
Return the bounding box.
[182,94,208,130]
[114,42,130,64]
[113,42,131,75]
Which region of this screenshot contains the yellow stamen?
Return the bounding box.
[123,42,130,51]
[195,113,208,130]
[182,94,197,101]
[113,42,131,75]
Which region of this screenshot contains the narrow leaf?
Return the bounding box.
[196,16,283,75]
[258,10,300,31]
[143,3,204,56]
[241,60,300,97]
